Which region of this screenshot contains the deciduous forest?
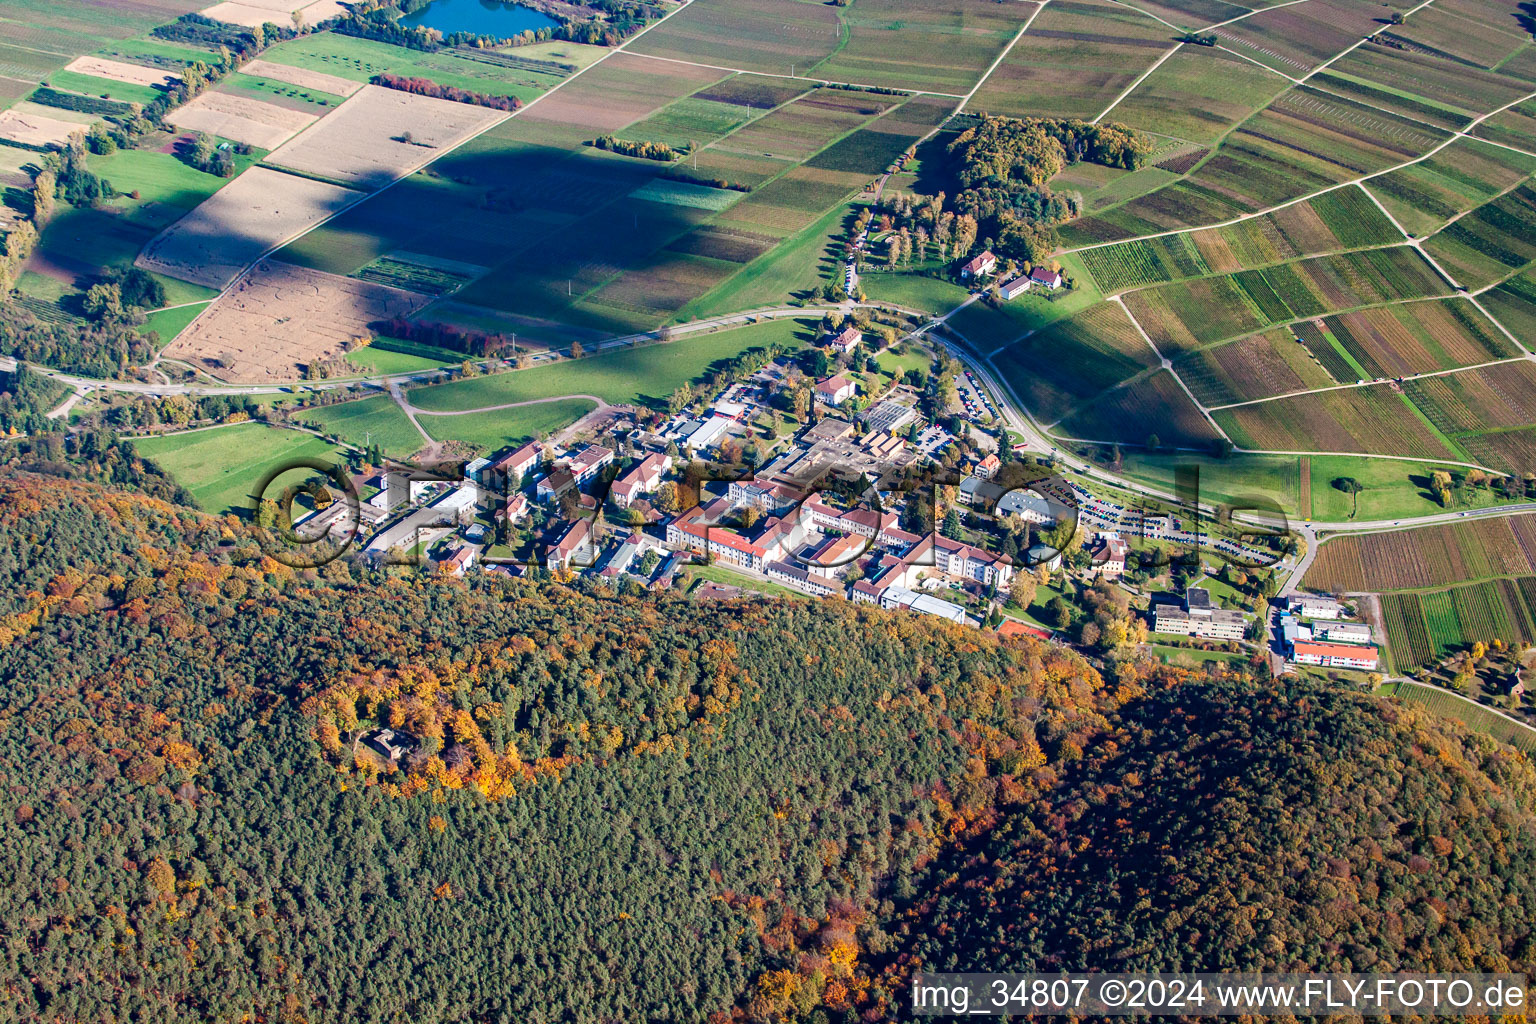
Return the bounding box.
[0,474,1531,1022]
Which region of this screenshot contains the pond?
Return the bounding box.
[399,0,560,36]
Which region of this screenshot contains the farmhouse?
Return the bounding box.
[826,325,862,354]
[999,276,1031,300]
[815,375,857,407]
[1029,266,1063,290]
[959,251,997,279]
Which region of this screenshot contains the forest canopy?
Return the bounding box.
[0,474,1530,1022]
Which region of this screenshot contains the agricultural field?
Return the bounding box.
[1077,186,1401,293]
[966,0,1174,121]
[1403,361,1536,474]
[1421,183,1536,291]
[992,300,1158,424]
[131,421,350,515]
[1366,138,1536,239]
[1063,85,1452,244]
[139,166,361,288]
[299,393,425,458]
[1098,48,1289,146]
[162,259,428,382]
[625,0,843,78]
[1173,327,1337,407]
[1389,681,1536,752]
[808,0,1029,94]
[167,89,320,150]
[1053,369,1220,449]
[1214,383,1460,461]
[1304,515,1536,592]
[259,32,591,104]
[1120,246,1450,355]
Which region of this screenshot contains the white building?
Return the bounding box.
[880,585,968,624]
[1288,594,1342,620]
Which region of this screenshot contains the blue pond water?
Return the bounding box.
[399,0,559,36]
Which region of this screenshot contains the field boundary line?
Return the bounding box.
[1060,82,1536,257]
[959,0,1052,108]
[1092,42,1183,124]
[1215,44,1302,83]
[1204,355,1531,411]
[1111,295,1233,439]
[619,50,966,98]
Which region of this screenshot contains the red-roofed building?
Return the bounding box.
[815,374,857,407]
[491,440,543,482]
[973,453,1000,479]
[1291,639,1379,670]
[959,250,997,279]
[827,324,862,354]
[545,518,593,571]
[611,452,671,508]
[1029,266,1063,290]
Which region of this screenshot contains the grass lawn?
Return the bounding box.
[875,344,934,382]
[407,318,817,412]
[302,395,425,458]
[132,423,349,515]
[345,346,455,376]
[418,398,596,453]
[44,69,165,107]
[1146,643,1251,667]
[1305,454,1532,522]
[1076,450,1303,515]
[684,562,810,600]
[138,302,208,347]
[90,147,260,231]
[861,273,973,318]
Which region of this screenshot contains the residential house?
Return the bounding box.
[1029,266,1063,290]
[505,493,530,525]
[437,543,478,576]
[815,374,857,407]
[973,453,1000,479]
[959,250,997,279]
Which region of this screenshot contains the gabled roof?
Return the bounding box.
[1029,266,1062,284]
[816,374,855,395]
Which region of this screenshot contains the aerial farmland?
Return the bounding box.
[7,0,1536,691]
